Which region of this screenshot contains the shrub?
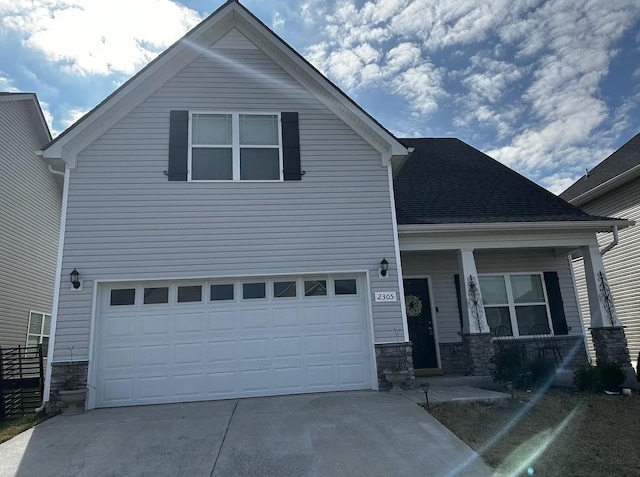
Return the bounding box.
[572,360,626,392]
[598,360,626,390]
[572,364,600,392]
[491,347,556,390]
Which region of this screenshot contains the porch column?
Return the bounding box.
[458,249,493,375]
[581,244,632,369]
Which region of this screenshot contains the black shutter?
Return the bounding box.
[281,112,301,181]
[168,110,188,181]
[454,274,464,333]
[544,271,569,335]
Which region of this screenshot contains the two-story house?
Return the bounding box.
[40,1,632,410]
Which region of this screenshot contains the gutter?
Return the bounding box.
[568,164,640,206]
[398,220,634,235]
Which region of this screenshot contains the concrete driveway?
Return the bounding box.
[0,391,491,477]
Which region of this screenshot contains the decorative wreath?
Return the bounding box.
[405,294,423,318]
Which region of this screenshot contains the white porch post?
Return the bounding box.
[458,249,490,334]
[581,244,621,328]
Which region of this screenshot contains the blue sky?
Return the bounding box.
[1,0,639,193]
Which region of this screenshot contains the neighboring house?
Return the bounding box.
[561,132,640,368]
[40,0,631,410]
[0,93,63,354]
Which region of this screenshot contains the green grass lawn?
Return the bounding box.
[0,413,43,444]
[429,389,640,477]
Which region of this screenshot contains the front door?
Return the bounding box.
[403,278,438,369]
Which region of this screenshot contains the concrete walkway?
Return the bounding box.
[0,391,492,477]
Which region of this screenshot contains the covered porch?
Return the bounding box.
[398,222,633,377]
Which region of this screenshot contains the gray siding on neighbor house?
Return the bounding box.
[0,100,60,348]
[572,176,640,366]
[401,249,583,344]
[53,44,402,361]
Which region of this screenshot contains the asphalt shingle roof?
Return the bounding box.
[560,132,640,202]
[394,138,613,225]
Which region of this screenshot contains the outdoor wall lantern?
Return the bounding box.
[70,269,81,289]
[380,258,389,277]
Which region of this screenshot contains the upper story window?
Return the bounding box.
[190,113,282,181]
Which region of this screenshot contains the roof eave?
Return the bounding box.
[398,220,634,235]
[567,164,640,206]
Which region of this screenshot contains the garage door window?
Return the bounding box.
[243,282,266,299]
[334,279,357,295]
[274,281,297,298]
[211,284,234,301]
[110,289,135,306]
[143,287,169,305]
[304,280,327,297]
[178,286,202,303]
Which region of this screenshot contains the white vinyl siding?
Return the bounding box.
[401,249,582,344]
[0,99,60,348]
[53,37,402,361]
[572,176,640,367]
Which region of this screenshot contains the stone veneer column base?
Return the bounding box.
[591,327,632,367]
[47,361,89,413]
[374,342,415,391]
[462,333,493,376]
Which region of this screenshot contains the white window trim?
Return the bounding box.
[479,272,554,338]
[26,310,51,347]
[188,111,284,182]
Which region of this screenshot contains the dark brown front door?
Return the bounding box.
[403,278,438,369]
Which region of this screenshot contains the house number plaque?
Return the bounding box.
[374,291,397,302]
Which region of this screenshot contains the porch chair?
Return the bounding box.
[492,326,520,353]
[531,324,563,365]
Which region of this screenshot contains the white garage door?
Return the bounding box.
[94,275,373,407]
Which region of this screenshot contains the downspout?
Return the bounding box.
[48,164,66,177]
[599,225,619,256]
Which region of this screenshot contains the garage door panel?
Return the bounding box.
[336,333,365,354]
[273,336,302,358]
[304,334,334,356]
[272,307,301,328]
[208,310,237,331]
[174,313,205,333]
[173,342,205,365]
[338,363,367,386]
[334,304,364,325]
[104,315,136,338]
[240,338,271,361]
[140,314,172,336]
[207,340,237,363]
[173,374,204,397]
[240,368,271,392]
[95,275,373,407]
[138,344,171,367]
[240,308,271,330]
[103,346,135,370]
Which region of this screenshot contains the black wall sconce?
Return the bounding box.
[380,258,389,277]
[70,269,81,289]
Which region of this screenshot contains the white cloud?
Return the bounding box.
[61,107,87,128]
[540,172,584,195]
[0,0,201,75]
[0,71,18,92]
[391,64,445,115]
[272,11,285,31]
[38,100,57,136]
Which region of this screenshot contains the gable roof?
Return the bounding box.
[0,92,51,144]
[394,138,625,227]
[560,132,640,205]
[41,0,406,167]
